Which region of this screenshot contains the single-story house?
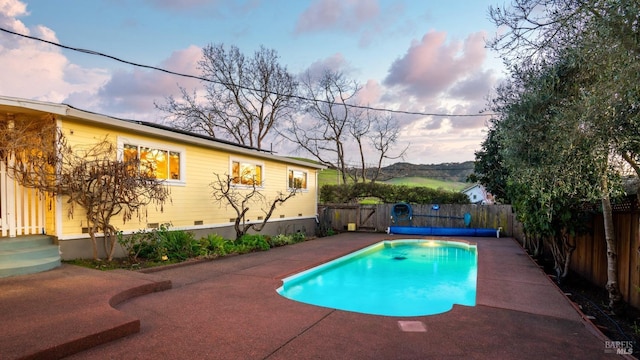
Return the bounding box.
[0,95,325,266]
[462,183,493,205]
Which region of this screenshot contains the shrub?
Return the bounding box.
[118,229,153,262]
[270,234,292,247]
[156,227,198,261]
[237,234,270,252]
[320,183,470,204]
[200,234,234,257]
[292,232,306,243]
[118,225,199,262]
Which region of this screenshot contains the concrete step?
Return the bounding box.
[0,235,61,278]
[0,255,61,278]
[0,244,60,262]
[0,235,54,251]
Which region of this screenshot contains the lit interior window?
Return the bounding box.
[232,161,262,185]
[289,170,307,189]
[124,143,181,181]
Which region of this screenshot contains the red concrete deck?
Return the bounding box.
[0,233,622,359]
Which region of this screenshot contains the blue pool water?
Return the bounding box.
[277,239,477,316]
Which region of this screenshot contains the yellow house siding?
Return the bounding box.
[56,117,321,238]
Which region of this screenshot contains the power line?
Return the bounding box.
[0,27,497,118]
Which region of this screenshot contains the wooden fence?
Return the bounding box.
[569,204,640,308]
[318,203,516,236]
[318,201,640,309]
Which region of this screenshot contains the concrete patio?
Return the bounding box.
[0,233,621,359]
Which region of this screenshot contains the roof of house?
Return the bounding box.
[0,95,325,170]
[461,183,484,193]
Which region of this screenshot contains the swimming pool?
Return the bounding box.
[277,239,477,317]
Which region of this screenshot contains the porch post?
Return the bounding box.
[6,153,16,237]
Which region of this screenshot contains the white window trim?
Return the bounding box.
[117,136,186,186]
[229,157,265,188]
[287,167,309,192]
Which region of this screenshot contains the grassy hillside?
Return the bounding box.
[318,169,468,192]
[381,177,468,192]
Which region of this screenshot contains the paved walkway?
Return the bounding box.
[0,233,622,359]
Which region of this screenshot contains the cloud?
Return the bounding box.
[0,0,110,103]
[95,45,202,119]
[356,79,383,105]
[384,31,488,99]
[144,0,213,9]
[295,0,380,33]
[0,0,27,18]
[301,53,351,79]
[141,0,260,16]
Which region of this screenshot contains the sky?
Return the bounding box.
[0,0,506,165]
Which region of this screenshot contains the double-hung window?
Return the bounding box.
[288,169,308,190]
[231,160,263,186]
[121,140,184,183]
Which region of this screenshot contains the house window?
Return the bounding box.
[231,160,262,186]
[288,169,307,190]
[123,143,182,181]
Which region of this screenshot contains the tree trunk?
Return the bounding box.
[601,180,624,313]
[561,233,576,281]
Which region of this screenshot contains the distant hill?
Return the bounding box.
[318,161,475,189]
[374,161,474,183]
[381,176,467,192]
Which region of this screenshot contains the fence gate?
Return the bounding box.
[358,205,378,231]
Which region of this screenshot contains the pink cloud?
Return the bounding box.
[302,53,350,78]
[144,0,214,10]
[0,0,27,18]
[355,79,382,105]
[96,45,202,116]
[384,31,487,99]
[295,0,380,33]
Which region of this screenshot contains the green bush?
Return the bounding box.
[320,183,470,204]
[118,225,199,262]
[268,232,306,247]
[237,234,270,252]
[270,234,292,247]
[292,232,306,243]
[119,226,309,266]
[200,234,234,257]
[118,229,153,262]
[156,227,198,261]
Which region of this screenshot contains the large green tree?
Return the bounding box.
[484,0,640,311]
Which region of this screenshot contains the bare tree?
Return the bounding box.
[157,44,298,150]
[349,109,370,183]
[286,69,362,184]
[367,113,408,183]
[346,111,408,183]
[3,116,170,260]
[210,173,297,240]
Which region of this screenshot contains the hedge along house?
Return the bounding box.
[0,95,325,268]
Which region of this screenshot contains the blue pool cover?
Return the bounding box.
[388,226,500,237]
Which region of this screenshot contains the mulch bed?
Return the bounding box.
[537,259,640,356]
